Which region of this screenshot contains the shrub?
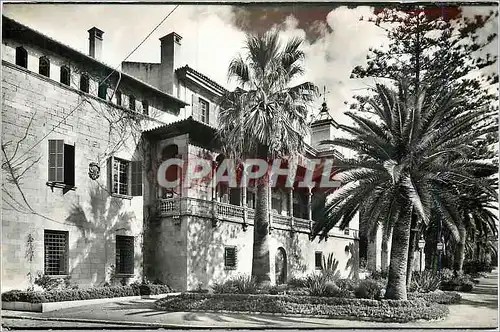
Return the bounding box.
[304,274,328,296]
[211,275,258,294]
[287,276,307,288]
[33,274,77,291]
[354,279,383,300]
[408,291,462,304]
[155,293,450,323]
[368,270,388,281]
[335,278,358,292]
[232,275,258,294]
[439,268,454,282]
[440,274,474,292]
[321,253,341,281]
[409,271,441,293]
[463,261,493,274]
[266,284,288,295]
[212,281,236,294]
[2,284,172,303]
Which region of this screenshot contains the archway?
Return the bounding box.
[275,247,287,285]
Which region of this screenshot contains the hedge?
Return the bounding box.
[155,293,449,323]
[2,284,172,303]
[408,291,462,304]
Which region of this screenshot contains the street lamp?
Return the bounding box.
[437,241,444,274]
[418,237,426,271]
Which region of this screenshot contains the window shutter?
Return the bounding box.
[48,140,64,182]
[108,156,115,194]
[131,161,142,196]
[205,101,210,124]
[191,94,199,120]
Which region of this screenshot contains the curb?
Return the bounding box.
[1,315,181,328]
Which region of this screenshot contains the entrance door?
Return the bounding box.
[275,247,287,285]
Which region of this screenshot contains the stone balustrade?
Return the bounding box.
[157,197,358,238]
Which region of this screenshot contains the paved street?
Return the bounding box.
[2,269,498,329]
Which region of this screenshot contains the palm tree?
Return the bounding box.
[217,31,318,286]
[313,82,496,300]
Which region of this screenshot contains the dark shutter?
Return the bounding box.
[64,144,75,186]
[131,161,142,196]
[224,247,237,268]
[48,140,64,182]
[315,252,323,270]
[108,157,114,193]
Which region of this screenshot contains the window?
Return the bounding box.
[48,140,75,186]
[344,228,350,236]
[199,98,209,124]
[108,157,142,197]
[272,196,282,214]
[224,246,237,269]
[129,95,136,111]
[116,235,134,275]
[60,66,70,86]
[246,191,255,208]
[131,161,142,196]
[79,74,89,93]
[142,100,149,116]
[315,251,323,270]
[98,83,107,100]
[44,230,69,275]
[39,56,50,77]
[116,91,122,106]
[15,47,28,68]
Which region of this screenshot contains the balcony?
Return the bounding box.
[157,197,358,238]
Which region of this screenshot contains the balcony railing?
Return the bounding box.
[157,197,358,238]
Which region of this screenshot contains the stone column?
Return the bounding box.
[288,188,294,230]
[241,167,247,227]
[307,187,313,231]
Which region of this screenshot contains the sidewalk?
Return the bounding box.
[2,269,498,329]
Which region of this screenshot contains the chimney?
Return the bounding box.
[88,27,104,60]
[159,32,182,94]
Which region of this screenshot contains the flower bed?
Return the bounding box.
[408,291,462,304]
[2,284,172,303]
[155,293,449,323]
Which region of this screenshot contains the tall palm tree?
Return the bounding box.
[217,31,318,286]
[313,82,496,300]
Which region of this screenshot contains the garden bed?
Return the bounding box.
[2,284,176,313]
[408,291,462,304]
[155,293,450,323]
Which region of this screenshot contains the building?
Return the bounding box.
[1,15,359,292]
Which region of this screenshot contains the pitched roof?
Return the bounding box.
[2,15,188,107]
[175,65,228,95]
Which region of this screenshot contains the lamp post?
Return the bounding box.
[418,237,426,272]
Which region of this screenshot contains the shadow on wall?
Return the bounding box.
[286,232,308,278]
[65,184,138,287]
[345,241,360,279]
[188,218,243,290]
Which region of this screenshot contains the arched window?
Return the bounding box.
[60,66,70,86]
[39,56,50,77]
[15,47,28,68]
[161,144,180,198]
[275,247,287,285]
[215,154,229,203]
[79,74,89,93]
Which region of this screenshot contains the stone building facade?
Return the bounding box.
[1,15,359,292]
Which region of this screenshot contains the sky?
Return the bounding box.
[2,4,498,126]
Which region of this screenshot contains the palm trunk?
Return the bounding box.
[385,208,412,300]
[406,226,418,288]
[251,171,271,287]
[454,224,467,273]
[381,228,390,272]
